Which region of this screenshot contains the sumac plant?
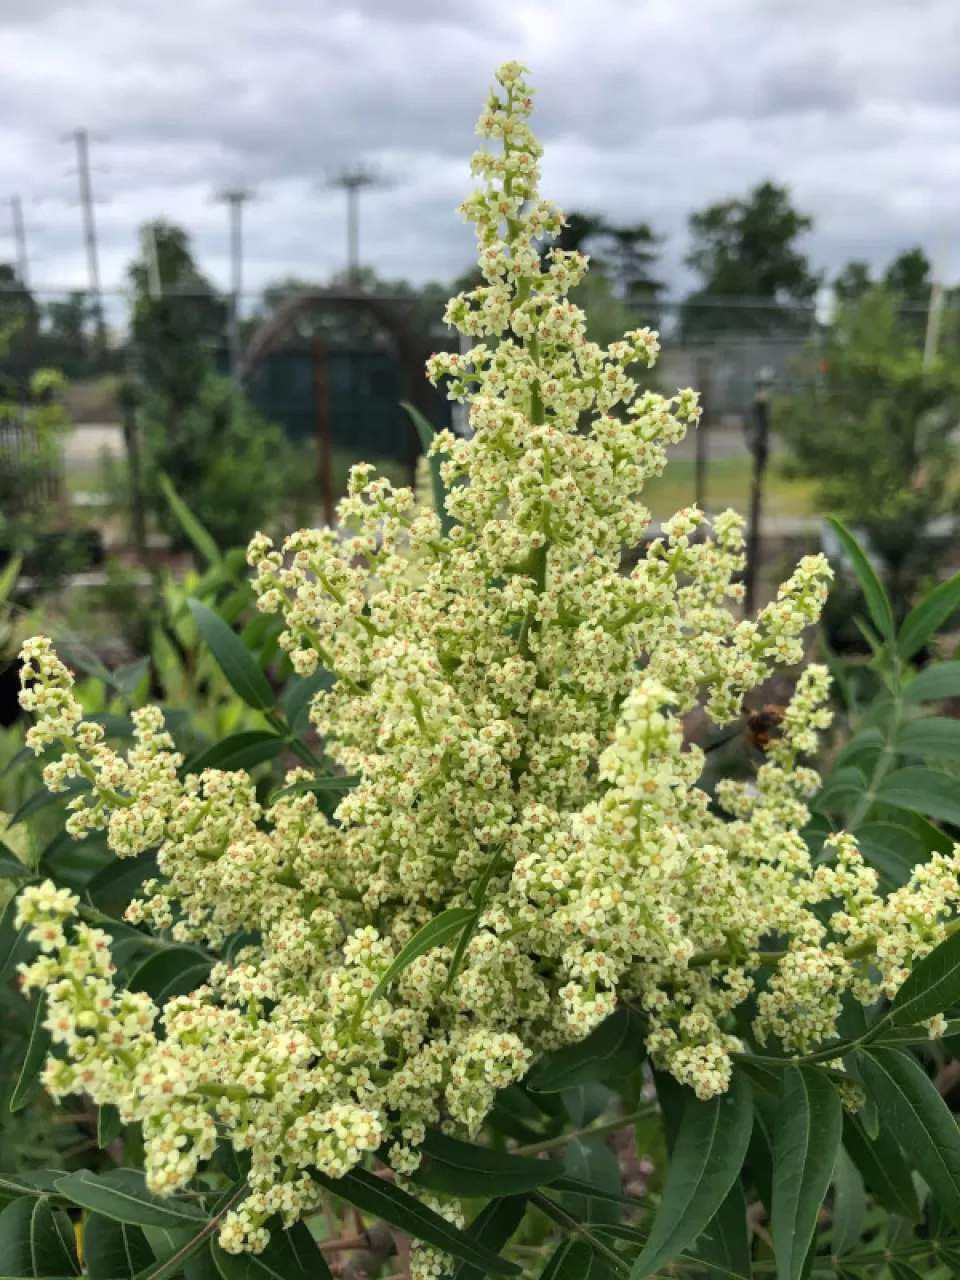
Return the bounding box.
[5,62,960,1280]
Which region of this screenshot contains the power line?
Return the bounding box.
[328,163,386,284]
[213,186,256,379]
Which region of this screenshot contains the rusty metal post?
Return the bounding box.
[313,340,335,528]
[694,356,710,513]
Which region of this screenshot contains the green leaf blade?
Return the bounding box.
[856,1046,960,1227]
[876,767,960,827]
[886,929,960,1028]
[413,1131,561,1197]
[187,600,273,711]
[770,1067,842,1280]
[311,1168,519,1275]
[83,1213,155,1280]
[631,1071,753,1279]
[366,908,477,1009]
[54,1171,207,1230]
[898,574,960,660]
[824,516,895,645]
[9,993,52,1113]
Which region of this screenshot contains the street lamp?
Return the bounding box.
[743,365,775,613]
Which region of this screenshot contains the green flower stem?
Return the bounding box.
[512,1102,660,1156]
[530,1191,629,1276]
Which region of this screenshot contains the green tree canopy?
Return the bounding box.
[775,285,960,616]
[682,180,820,337]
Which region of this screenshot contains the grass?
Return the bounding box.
[642,454,816,522]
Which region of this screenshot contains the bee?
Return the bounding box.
[745,704,787,751]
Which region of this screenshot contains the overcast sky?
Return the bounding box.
[1,0,958,306]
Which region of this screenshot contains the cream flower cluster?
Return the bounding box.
[15,62,960,1262]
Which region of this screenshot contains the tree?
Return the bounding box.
[682,180,820,336]
[775,285,960,621]
[128,220,227,408]
[39,292,100,380]
[884,246,931,306]
[833,259,873,304]
[126,223,298,554]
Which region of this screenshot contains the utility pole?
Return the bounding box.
[214,187,255,380]
[67,129,107,354]
[329,164,383,285]
[10,196,30,289]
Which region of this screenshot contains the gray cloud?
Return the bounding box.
[0,0,958,306]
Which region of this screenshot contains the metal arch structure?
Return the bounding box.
[237,285,437,417]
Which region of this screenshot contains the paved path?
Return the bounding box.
[63,423,125,468]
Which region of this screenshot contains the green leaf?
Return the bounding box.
[451,1198,527,1280]
[825,516,895,645]
[528,1007,634,1093]
[538,1240,594,1280]
[886,930,960,1028]
[112,658,150,697]
[898,574,960,660]
[840,1111,920,1221]
[888,1264,926,1280]
[181,731,287,776]
[913,812,954,855]
[831,1149,865,1257]
[0,842,37,882]
[0,1197,79,1276]
[363,908,477,1011]
[159,473,222,567]
[563,1136,621,1225]
[875,767,960,827]
[811,766,867,816]
[211,1223,330,1280]
[83,1214,155,1280]
[187,600,273,711]
[697,1183,752,1279]
[903,661,960,705]
[833,728,885,771]
[896,717,960,762]
[402,401,454,537]
[548,1178,642,1209]
[412,1130,561,1197]
[281,670,335,740]
[0,551,23,601]
[54,1171,207,1229]
[770,1067,842,1280]
[98,1104,123,1149]
[130,1186,247,1280]
[311,1167,519,1275]
[88,713,135,739]
[127,947,212,1005]
[270,775,361,802]
[9,993,51,1113]
[857,1047,960,1227]
[7,778,89,828]
[0,896,30,983]
[86,852,159,908]
[631,1071,753,1279]
[855,822,924,886]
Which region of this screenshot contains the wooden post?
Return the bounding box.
[313,340,335,528]
[694,355,710,513]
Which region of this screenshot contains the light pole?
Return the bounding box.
[329,164,383,285]
[214,187,255,381]
[743,366,774,613]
